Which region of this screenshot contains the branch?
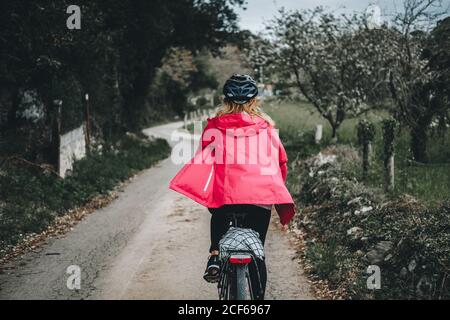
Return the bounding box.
[1,156,61,178]
[292,66,325,116]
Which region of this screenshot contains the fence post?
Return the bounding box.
[315,124,323,144]
[382,119,396,192]
[388,154,395,190]
[52,99,63,174]
[357,120,375,183]
[84,93,91,153]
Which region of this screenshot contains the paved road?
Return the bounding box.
[0,121,313,300]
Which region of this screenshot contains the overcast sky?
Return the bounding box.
[234,0,450,33]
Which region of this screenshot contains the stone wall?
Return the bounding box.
[59,124,86,177]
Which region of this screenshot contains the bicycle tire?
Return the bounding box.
[218,257,263,300]
[235,264,249,300]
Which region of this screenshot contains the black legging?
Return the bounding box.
[208,204,271,299]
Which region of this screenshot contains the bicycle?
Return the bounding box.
[217,212,266,300]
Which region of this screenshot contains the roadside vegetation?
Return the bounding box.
[0,135,170,254]
[262,96,450,299]
[292,145,449,299]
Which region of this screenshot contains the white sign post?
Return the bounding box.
[315,124,323,144]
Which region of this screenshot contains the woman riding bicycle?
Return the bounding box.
[169,74,296,298]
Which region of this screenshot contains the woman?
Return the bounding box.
[169,74,296,297]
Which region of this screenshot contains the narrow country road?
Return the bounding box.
[0,121,314,300]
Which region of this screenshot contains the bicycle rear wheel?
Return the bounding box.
[248,258,266,300]
[228,264,251,300]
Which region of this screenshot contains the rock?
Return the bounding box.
[400,267,408,278]
[377,240,393,252]
[354,206,373,216]
[366,251,382,265]
[347,227,363,239]
[347,197,362,206]
[313,152,337,167]
[408,259,417,272]
[361,206,373,213]
[355,250,365,257]
[366,241,393,265]
[416,276,433,297]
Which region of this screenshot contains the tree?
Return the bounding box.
[0,0,246,162]
[426,16,450,133]
[190,48,220,93]
[210,45,253,88]
[386,0,449,162]
[265,8,389,139]
[115,0,246,131]
[242,34,275,84]
[147,47,219,119]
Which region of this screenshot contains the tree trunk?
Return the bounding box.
[410,126,428,163]
[122,87,147,133]
[330,123,339,143]
[362,142,369,182]
[331,125,336,138]
[384,154,395,192]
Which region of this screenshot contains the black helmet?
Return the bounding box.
[223,74,259,104]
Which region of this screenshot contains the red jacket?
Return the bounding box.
[169,113,296,225]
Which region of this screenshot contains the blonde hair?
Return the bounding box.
[216,98,275,126]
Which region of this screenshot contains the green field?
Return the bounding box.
[262,98,450,204]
